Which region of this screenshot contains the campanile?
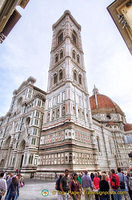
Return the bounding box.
[37,11,98,176]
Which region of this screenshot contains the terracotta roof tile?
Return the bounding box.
[90,94,124,115]
[124,123,132,131]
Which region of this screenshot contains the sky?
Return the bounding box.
[0,0,132,123]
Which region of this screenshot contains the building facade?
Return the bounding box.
[0,0,30,43]
[107,0,132,55]
[0,11,132,178]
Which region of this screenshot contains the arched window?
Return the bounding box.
[60,50,63,59]
[72,30,77,44]
[55,54,58,63]
[26,117,30,126]
[79,74,82,84]
[29,155,33,164]
[72,50,76,59]
[58,32,63,44]
[59,70,63,80]
[54,73,58,84]
[73,70,77,81]
[77,54,80,63]
[17,97,23,106]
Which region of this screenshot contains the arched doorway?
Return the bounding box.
[0,159,5,168]
[1,136,11,169]
[18,140,26,170]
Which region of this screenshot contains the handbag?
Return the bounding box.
[0,190,5,196]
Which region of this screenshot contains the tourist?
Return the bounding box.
[69,173,81,200]
[97,172,102,180]
[81,170,93,200]
[60,169,71,200]
[93,173,100,200]
[108,171,114,200]
[5,173,13,200]
[102,171,109,182]
[127,169,132,200]
[110,169,121,200]
[77,174,81,186]
[99,174,110,200]
[117,168,130,200]
[0,172,7,200]
[90,173,95,181]
[55,174,63,200]
[7,177,19,200]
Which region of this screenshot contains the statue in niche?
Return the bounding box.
[52,111,55,120]
[62,106,65,116]
[56,109,60,118]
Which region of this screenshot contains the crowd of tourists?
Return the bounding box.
[55,167,132,200]
[0,171,24,200]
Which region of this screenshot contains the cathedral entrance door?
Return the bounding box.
[20,154,24,169]
[17,140,26,171]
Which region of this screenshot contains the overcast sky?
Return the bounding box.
[0,0,132,123]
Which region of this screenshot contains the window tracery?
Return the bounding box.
[72,30,77,44]
[73,70,77,81]
[79,74,82,84]
[54,73,58,84]
[59,69,63,80]
[60,50,63,59]
[58,32,63,44]
[72,50,76,59]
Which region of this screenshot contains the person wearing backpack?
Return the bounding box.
[110,169,121,200]
[55,174,63,200]
[128,170,132,200]
[117,168,130,200]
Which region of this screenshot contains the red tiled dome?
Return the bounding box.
[90,94,124,115]
[124,123,132,131]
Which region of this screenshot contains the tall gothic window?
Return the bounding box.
[29,155,33,164]
[72,50,76,59]
[60,50,63,59]
[73,70,77,81]
[54,73,58,84]
[72,30,77,44]
[77,54,80,63]
[55,54,58,63]
[58,32,63,44]
[79,74,82,84]
[59,69,63,80]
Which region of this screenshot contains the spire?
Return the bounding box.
[93,85,99,95]
[93,85,99,108]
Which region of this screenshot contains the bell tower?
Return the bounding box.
[37,11,98,176]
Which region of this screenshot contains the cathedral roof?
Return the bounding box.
[90,86,124,115]
[124,123,132,131]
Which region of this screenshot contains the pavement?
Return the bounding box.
[6,179,129,200]
[18,179,58,200]
[17,178,86,200]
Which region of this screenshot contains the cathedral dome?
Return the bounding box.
[89,86,124,116]
[124,123,132,131]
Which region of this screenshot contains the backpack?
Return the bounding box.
[111,175,118,190]
[55,178,61,191]
[120,174,125,190]
[128,177,132,190]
